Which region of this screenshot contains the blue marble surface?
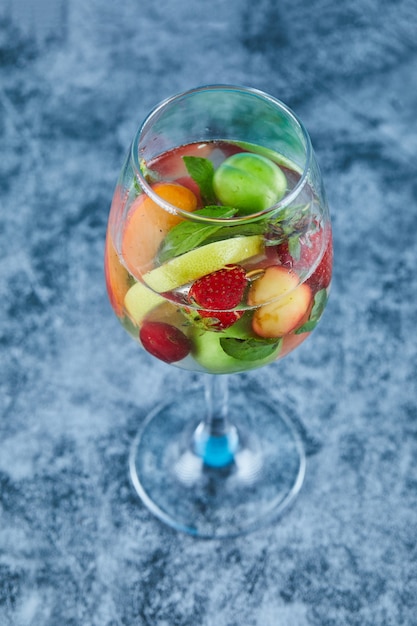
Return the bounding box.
[1,0,417,623]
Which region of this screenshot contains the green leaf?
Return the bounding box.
[288,235,301,260]
[295,320,318,334]
[158,206,237,263]
[207,221,266,242]
[195,205,237,218]
[310,288,328,320]
[183,156,216,204]
[266,203,312,245]
[220,336,281,361]
[294,288,328,334]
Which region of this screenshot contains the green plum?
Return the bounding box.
[190,315,280,374]
[213,152,287,214]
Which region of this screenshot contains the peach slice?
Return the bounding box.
[121,182,197,278]
[248,266,313,338]
[104,232,131,318]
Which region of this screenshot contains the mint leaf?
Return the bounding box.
[310,288,328,319]
[197,206,237,217]
[220,337,281,361]
[295,288,328,334]
[295,320,318,334]
[266,203,312,246]
[183,156,216,204]
[206,221,266,243]
[288,235,301,260]
[158,206,237,263]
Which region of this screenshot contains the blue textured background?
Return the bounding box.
[1,1,417,624]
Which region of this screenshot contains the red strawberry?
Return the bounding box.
[274,227,333,290]
[188,265,247,329]
[306,231,333,291]
[273,241,293,269]
[139,321,191,363]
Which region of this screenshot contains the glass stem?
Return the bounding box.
[204,374,230,435]
[193,375,239,468]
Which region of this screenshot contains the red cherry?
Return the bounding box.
[139,321,191,363]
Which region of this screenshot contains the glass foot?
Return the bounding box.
[129,386,306,538]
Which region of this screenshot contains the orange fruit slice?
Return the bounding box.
[104,232,131,318]
[122,182,197,278]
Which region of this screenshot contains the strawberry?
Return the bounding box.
[306,231,333,291]
[272,241,293,269]
[274,227,333,290]
[139,321,191,363]
[188,265,247,329]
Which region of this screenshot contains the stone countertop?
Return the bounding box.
[1,0,417,624]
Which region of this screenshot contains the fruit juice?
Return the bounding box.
[105,141,332,374]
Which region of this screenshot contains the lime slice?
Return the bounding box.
[124,281,165,325]
[143,235,263,293]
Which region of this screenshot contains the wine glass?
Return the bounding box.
[105,85,332,538]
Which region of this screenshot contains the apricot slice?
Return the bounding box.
[122,182,197,278]
[104,232,131,317]
[248,266,312,338]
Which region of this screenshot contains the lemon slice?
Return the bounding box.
[124,281,165,325]
[143,235,263,293]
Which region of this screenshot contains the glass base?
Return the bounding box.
[129,386,306,538]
